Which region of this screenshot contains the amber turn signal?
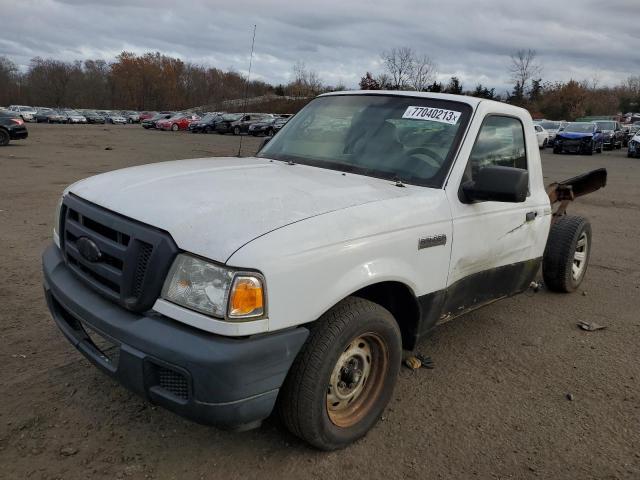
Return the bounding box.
[229,276,264,318]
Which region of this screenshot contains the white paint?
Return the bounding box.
[65,92,551,337]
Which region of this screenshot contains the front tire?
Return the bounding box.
[171,123,179,131]
[279,297,401,450]
[543,215,592,293]
[233,126,241,135]
[0,129,10,146]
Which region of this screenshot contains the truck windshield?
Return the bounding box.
[258,94,472,187]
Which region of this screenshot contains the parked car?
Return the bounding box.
[189,113,224,133]
[138,111,157,121]
[533,124,550,148]
[63,110,88,124]
[627,130,640,158]
[34,108,56,123]
[623,122,640,147]
[105,113,127,125]
[142,113,173,129]
[157,114,200,131]
[9,105,38,122]
[536,120,565,146]
[553,122,603,155]
[43,91,606,450]
[272,117,289,134]
[83,110,107,124]
[216,113,273,135]
[248,117,284,136]
[46,110,68,124]
[594,120,624,150]
[0,110,29,146]
[121,111,140,123]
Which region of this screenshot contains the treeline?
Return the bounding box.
[3,48,640,121]
[0,53,328,111]
[360,48,640,121]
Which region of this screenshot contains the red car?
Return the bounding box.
[157,114,200,131]
[138,111,158,121]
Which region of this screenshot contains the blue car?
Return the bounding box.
[553,122,604,155]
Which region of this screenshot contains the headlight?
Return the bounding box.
[53,196,63,247]
[161,254,265,320]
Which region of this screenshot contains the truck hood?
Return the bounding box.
[68,157,414,263]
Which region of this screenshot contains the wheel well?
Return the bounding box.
[352,281,421,351]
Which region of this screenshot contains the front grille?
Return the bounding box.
[61,194,178,312]
[157,366,189,400]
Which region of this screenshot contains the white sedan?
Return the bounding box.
[534,124,550,149]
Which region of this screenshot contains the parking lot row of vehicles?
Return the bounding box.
[532,118,640,156]
[142,111,292,135]
[4,105,141,124]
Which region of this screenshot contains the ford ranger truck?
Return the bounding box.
[43,91,605,450]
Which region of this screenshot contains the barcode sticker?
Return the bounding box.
[402,106,461,125]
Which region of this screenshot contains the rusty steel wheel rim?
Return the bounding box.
[326,333,389,428]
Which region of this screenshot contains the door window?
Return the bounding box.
[466,115,527,181]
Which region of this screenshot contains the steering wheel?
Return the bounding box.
[403,147,443,169]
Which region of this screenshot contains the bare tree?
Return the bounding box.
[381,47,415,89]
[291,60,323,97]
[508,49,542,90]
[375,73,392,89]
[410,55,437,91]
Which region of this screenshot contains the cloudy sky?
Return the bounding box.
[1,0,639,93]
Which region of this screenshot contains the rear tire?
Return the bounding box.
[279,297,402,450]
[543,215,591,293]
[171,123,179,131]
[233,126,241,135]
[0,129,10,146]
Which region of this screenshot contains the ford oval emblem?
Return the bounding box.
[77,237,102,262]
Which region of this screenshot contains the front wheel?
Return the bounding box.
[543,215,592,293]
[233,126,241,135]
[171,123,179,131]
[279,297,402,450]
[0,129,10,146]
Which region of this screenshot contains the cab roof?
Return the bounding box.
[320,90,488,108]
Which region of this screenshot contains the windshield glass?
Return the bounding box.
[563,123,594,133]
[540,121,560,130]
[258,94,472,187]
[595,121,616,130]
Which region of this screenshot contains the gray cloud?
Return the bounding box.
[1,0,638,92]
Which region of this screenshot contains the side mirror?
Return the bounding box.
[462,166,528,203]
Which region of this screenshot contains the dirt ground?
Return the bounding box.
[0,124,638,480]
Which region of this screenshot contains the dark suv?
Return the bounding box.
[594,121,624,150]
[0,110,29,146]
[216,113,274,135]
[189,113,224,133]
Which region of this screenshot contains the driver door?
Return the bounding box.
[443,111,551,318]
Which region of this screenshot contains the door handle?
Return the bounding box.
[525,211,537,222]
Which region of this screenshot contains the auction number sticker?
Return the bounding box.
[402,106,461,125]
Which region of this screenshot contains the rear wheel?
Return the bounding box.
[233,126,241,135]
[0,129,10,146]
[171,123,179,131]
[204,126,211,134]
[279,297,401,450]
[543,215,591,293]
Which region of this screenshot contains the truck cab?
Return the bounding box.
[43,91,599,450]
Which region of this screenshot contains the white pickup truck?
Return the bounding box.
[43,91,606,450]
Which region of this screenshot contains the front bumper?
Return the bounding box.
[9,126,28,140]
[42,244,309,429]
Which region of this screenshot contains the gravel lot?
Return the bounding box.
[1,124,638,479]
